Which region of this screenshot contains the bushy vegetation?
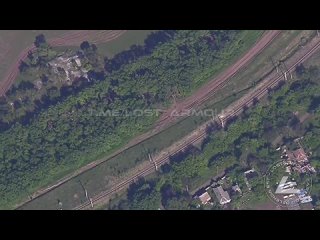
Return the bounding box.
[111,65,320,210]
[0,30,262,209]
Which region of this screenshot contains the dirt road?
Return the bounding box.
[155,30,280,129]
[0,30,126,96]
[16,31,280,210]
[75,32,320,210]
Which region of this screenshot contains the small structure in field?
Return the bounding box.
[243,168,257,191]
[232,184,242,195]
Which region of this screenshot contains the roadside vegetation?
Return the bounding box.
[0,30,263,209]
[108,65,320,210]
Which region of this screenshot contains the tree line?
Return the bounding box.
[0,30,262,209]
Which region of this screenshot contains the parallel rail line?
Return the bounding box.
[74,34,320,210]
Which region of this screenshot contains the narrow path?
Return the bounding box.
[16,31,280,210]
[0,30,126,96]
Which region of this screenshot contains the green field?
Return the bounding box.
[17,31,262,210]
[96,30,154,57]
[19,30,313,210]
[109,58,320,210]
[53,30,154,57]
[0,30,153,86]
[0,30,71,83]
[18,89,245,210]
[1,30,244,209]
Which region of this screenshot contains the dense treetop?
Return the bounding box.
[0,30,261,209]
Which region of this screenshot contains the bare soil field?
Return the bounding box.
[18,31,281,210]
[252,200,283,210]
[19,31,316,210]
[0,30,126,96]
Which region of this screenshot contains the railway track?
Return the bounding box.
[16,31,281,210]
[74,128,209,210]
[155,30,281,128]
[221,37,320,123]
[74,33,320,210]
[183,31,282,111]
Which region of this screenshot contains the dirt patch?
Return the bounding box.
[253,200,284,210]
[0,38,11,66]
[298,112,312,123]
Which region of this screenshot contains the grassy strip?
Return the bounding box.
[16,31,270,210]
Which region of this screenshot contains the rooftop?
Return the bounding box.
[232,184,242,194]
[275,176,299,194]
[198,191,211,205]
[287,148,308,162]
[213,186,231,205]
